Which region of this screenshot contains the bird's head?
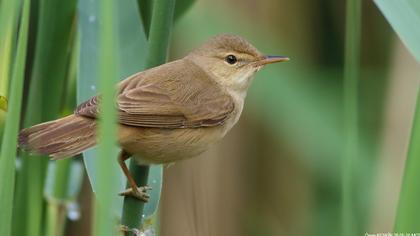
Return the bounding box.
[186,34,289,93]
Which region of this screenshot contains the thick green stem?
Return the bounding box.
[93,0,119,236]
[342,0,361,236]
[145,0,175,68]
[121,165,150,227]
[120,0,175,232]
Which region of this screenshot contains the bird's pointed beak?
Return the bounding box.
[257,55,290,66]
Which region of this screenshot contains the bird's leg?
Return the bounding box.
[118,150,151,202]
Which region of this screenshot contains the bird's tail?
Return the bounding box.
[18,114,97,160]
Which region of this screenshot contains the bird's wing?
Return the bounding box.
[75,59,235,128]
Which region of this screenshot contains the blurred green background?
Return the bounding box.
[163,0,419,235]
[1,0,419,235]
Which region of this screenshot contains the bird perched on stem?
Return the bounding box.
[19,34,289,201]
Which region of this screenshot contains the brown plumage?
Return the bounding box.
[19,115,96,159]
[77,59,235,128]
[18,34,289,200]
[19,59,235,161]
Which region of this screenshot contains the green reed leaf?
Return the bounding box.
[0,0,30,235]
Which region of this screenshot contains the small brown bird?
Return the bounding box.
[19,34,289,201]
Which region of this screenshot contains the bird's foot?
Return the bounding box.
[118,225,141,236]
[119,186,152,202]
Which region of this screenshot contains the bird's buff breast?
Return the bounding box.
[118,124,230,165]
[118,91,244,165]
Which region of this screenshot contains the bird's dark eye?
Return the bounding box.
[225,54,237,65]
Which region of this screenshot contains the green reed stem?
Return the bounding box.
[44,17,77,236]
[342,0,361,235]
[13,0,77,235]
[120,0,175,233]
[0,0,20,99]
[0,0,20,141]
[0,0,30,235]
[93,0,120,236]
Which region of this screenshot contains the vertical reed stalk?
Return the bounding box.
[44,17,77,236]
[0,0,20,138]
[342,0,361,235]
[13,0,76,235]
[120,0,175,233]
[0,0,31,235]
[0,0,20,99]
[93,0,119,236]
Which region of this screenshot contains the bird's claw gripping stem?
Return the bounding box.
[119,186,152,202]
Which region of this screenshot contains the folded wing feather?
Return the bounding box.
[75,59,235,128]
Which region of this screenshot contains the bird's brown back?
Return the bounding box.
[75,59,235,128]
